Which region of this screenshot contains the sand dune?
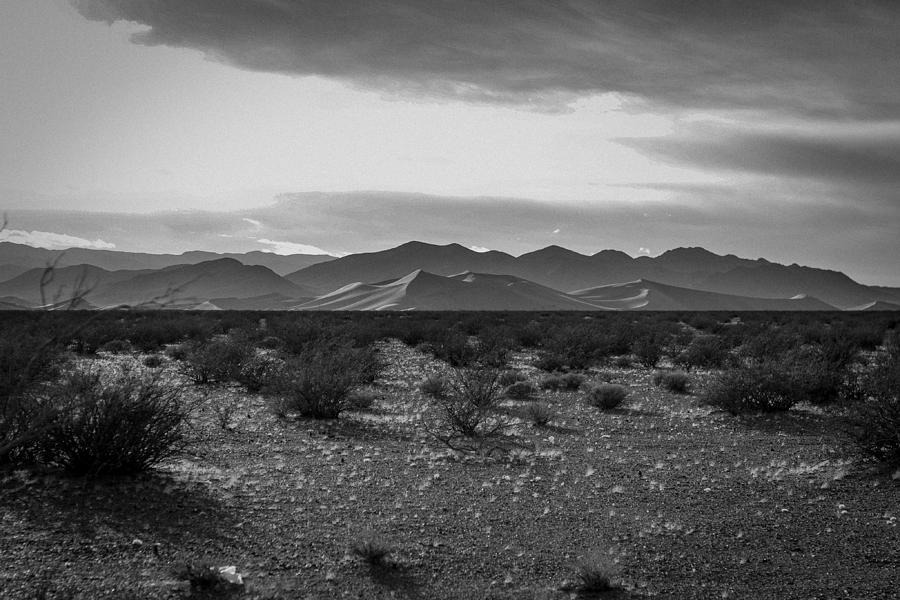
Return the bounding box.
[571,279,836,311]
[295,270,607,311]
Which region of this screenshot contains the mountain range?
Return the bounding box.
[0,241,897,311]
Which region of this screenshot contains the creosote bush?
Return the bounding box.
[498,370,527,387]
[704,363,796,413]
[39,364,192,475]
[848,333,900,466]
[180,338,251,385]
[675,335,733,370]
[142,354,164,369]
[268,344,374,419]
[653,370,691,394]
[430,367,506,439]
[504,381,538,400]
[586,384,627,410]
[540,373,585,392]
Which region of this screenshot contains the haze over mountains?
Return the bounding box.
[0,241,897,311]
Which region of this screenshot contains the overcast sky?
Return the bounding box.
[1,1,899,285]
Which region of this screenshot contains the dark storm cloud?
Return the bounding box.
[71,0,900,116]
[621,125,900,188]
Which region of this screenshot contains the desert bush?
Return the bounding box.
[268,345,372,419]
[541,373,587,391]
[346,389,379,411]
[142,354,164,369]
[208,390,242,431]
[504,381,538,401]
[848,335,900,466]
[180,338,251,385]
[419,374,448,399]
[653,370,691,393]
[704,363,797,413]
[165,344,188,361]
[98,339,134,354]
[613,355,632,368]
[675,335,732,370]
[498,370,527,387]
[38,365,192,475]
[525,402,555,427]
[431,367,505,438]
[0,324,66,465]
[632,335,664,368]
[235,352,283,393]
[586,384,627,410]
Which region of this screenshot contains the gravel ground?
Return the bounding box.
[1,341,898,599]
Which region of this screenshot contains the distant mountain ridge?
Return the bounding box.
[0,242,335,275]
[0,240,896,310]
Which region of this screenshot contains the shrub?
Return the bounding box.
[180,338,251,385]
[38,365,192,475]
[498,370,527,387]
[586,384,627,410]
[613,356,632,368]
[542,373,586,391]
[431,367,505,438]
[208,390,242,431]
[142,354,164,369]
[848,338,900,466]
[268,345,372,419]
[704,363,796,413]
[419,374,448,399]
[653,370,691,394]
[346,389,379,411]
[98,339,133,354]
[675,335,732,370]
[525,402,555,427]
[0,325,66,465]
[632,335,663,368]
[165,344,188,361]
[504,381,537,401]
[235,352,282,393]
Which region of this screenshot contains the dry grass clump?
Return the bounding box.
[525,402,555,427]
[652,370,691,393]
[504,381,538,400]
[419,374,448,399]
[574,557,618,595]
[351,535,393,568]
[586,384,628,410]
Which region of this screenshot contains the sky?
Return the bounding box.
[1,0,899,285]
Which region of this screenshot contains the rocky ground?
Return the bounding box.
[2,340,898,599]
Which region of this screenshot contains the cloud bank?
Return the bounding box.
[0,229,116,250]
[71,0,900,116]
